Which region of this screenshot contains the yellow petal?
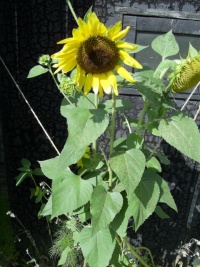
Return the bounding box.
[92,74,100,94]
[75,65,86,90]
[107,71,118,95]
[84,73,93,95]
[72,28,85,41]
[51,50,76,60]
[99,73,112,94]
[57,37,72,44]
[62,59,76,73]
[119,50,142,69]
[107,21,122,40]
[116,41,138,50]
[112,26,130,41]
[98,83,104,98]
[115,65,136,83]
[78,18,91,38]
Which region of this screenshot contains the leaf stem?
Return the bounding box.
[124,114,132,133]
[134,246,155,267]
[123,237,150,267]
[66,0,79,25]
[135,99,149,135]
[48,64,73,105]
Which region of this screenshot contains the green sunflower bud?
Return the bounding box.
[169,53,200,93]
[38,54,51,66]
[58,74,75,96]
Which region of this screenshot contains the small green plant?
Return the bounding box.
[14,1,200,266]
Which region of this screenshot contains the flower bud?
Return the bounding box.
[38,54,51,66]
[169,53,200,93]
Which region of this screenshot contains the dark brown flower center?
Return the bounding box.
[76,35,119,74]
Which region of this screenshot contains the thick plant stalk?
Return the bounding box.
[92,94,99,162]
[135,99,149,135]
[109,92,117,188]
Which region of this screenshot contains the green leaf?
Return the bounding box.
[39,156,61,180]
[155,205,170,219]
[188,43,198,57]
[110,149,146,197]
[109,242,122,267]
[154,59,176,79]
[33,168,43,176]
[51,170,93,218]
[15,172,28,186]
[130,170,160,231]
[145,145,170,165]
[91,185,123,235]
[80,226,115,267]
[83,6,93,23]
[27,65,48,78]
[21,158,31,168]
[151,30,179,60]
[127,133,144,149]
[61,92,96,110]
[134,70,164,102]
[59,142,87,170]
[159,111,200,163]
[99,99,133,112]
[59,107,109,168]
[146,156,162,172]
[58,247,71,265]
[110,192,132,237]
[154,172,177,211]
[40,195,52,216]
[125,45,148,54]
[113,137,127,151]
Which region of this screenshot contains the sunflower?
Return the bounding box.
[168,53,200,93]
[51,12,142,97]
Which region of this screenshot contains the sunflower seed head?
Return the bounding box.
[169,53,200,93]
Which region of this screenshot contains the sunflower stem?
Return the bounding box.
[109,92,117,188]
[92,94,99,162]
[133,246,155,267]
[135,99,149,135]
[66,0,79,25]
[123,237,150,267]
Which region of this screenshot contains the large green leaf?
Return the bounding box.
[51,170,93,218]
[61,92,96,110]
[110,192,132,237]
[91,185,123,235]
[110,149,146,197]
[154,59,176,79]
[40,195,52,216]
[134,70,164,102]
[151,30,179,60]
[39,156,60,179]
[159,111,200,163]
[80,226,115,267]
[59,107,109,169]
[154,172,177,211]
[99,99,133,112]
[130,170,160,231]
